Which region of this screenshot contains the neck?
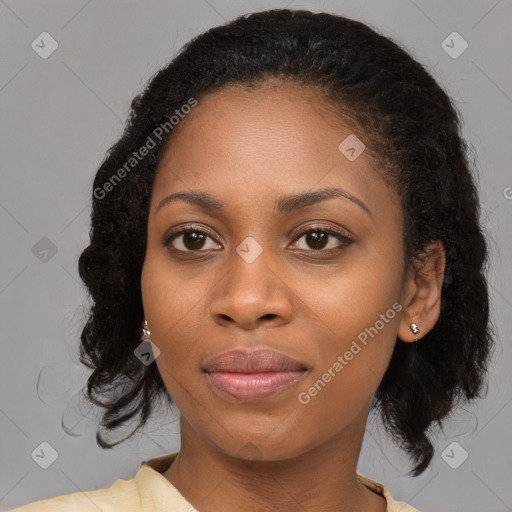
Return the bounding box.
[163,411,387,512]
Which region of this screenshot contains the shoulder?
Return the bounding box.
[9,469,141,511]
[357,473,422,512]
[9,452,191,512]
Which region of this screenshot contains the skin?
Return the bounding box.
[140,80,446,512]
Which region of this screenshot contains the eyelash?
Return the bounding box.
[163,223,354,255]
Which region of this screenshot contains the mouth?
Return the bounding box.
[203,348,308,402]
[206,370,307,402]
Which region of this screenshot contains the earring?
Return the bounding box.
[141,319,151,342]
[410,323,420,335]
[410,322,420,341]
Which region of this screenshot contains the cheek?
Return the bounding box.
[141,249,206,332]
[292,250,402,401]
[141,242,239,445]
[295,249,402,341]
[141,252,217,399]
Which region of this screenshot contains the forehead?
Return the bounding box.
[151,81,398,221]
[160,84,361,170]
[168,80,356,146]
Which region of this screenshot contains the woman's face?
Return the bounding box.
[141,82,412,461]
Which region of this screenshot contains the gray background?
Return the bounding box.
[1,1,511,511]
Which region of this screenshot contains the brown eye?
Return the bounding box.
[291,227,353,252]
[304,231,329,250]
[181,231,207,250]
[164,228,221,252]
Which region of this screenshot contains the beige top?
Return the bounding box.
[11,452,420,511]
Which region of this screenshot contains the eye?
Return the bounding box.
[290,226,353,252]
[163,223,354,255]
[164,225,221,253]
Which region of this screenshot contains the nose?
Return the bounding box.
[209,246,294,330]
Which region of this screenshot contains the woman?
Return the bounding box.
[12,8,494,512]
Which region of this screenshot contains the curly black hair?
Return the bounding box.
[76,8,495,477]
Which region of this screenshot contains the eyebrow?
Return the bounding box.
[156,187,372,217]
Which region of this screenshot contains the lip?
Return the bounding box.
[204,348,307,373]
[204,348,308,402]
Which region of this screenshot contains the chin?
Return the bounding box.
[209,431,315,464]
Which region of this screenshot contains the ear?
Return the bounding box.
[397,240,446,343]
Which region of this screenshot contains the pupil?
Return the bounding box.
[184,232,205,250]
[307,232,327,250]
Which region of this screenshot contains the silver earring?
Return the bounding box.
[410,323,420,335]
[141,319,151,342]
